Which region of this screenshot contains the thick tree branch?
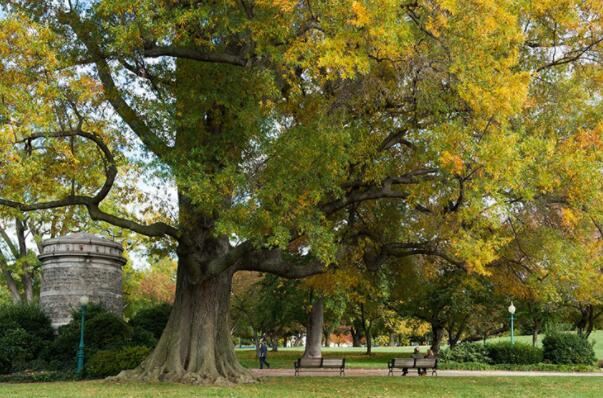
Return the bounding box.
[322,169,437,215]
[0,225,19,259]
[382,242,466,269]
[238,248,327,279]
[57,11,170,158]
[143,46,247,66]
[0,130,180,239]
[87,204,179,239]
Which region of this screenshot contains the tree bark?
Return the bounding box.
[350,326,361,347]
[303,297,323,358]
[2,269,22,304]
[323,327,331,348]
[114,262,252,384]
[365,329,373,355]
[430,324,444,354]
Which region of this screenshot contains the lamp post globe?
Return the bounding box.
[76,295,89,376]
[508,301,516,345]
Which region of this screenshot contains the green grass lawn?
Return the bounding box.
[236,347,420,369]
[486,330,603,360]
[1,378,602,398]
[236,331,603,370]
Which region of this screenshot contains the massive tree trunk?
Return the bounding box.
[115,262,252,384]
[303,296,324,358]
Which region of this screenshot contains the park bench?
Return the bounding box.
[388,357,438,376]
[294,357,346,376]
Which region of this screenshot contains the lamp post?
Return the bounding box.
[508,302,516,346]
[76,295,89,376]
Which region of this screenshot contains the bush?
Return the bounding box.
[0,370,77,383]
[542,333,596,365]
[0,305,54,374]
[486,342,543,365]
[43,304,133,368]
[130,327,157,348]
[440,343,491,363]
[129,303,172,340]
[87,346,150,378]
[440,361,598,372]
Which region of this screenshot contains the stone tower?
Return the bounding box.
[38,233,126,328]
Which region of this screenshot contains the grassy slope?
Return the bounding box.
[1,378,603,398]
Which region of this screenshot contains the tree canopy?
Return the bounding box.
[0,0,601,384]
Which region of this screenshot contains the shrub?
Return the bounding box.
[0,304,54,341]
[129,303,172,340]
[43,304,133,368]
[87,346,150,378]
[486,342,543,364]
[542,333,596,365]
[440,343,491,363]
[130,327,157,348]
[0,305,54,374]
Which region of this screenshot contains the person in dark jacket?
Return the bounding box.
[259,340,270,369]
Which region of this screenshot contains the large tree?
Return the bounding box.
[1,0,602,384]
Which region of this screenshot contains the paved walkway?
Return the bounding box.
[251,368,603,377]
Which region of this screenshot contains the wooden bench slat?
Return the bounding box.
[414,358,437,367]
[294,357,346,376]
[298,358,322,368]
[390,358,415,368]
[322,359,345,368]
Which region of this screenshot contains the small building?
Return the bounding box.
[38,232,126,328]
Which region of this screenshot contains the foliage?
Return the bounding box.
[87,346,151,378]
[0,370,78,383]
[43,305,133,367]
[1,0,603,383]
[440,361,598,373]
[129,303,172,340]
[486,342,543,365]
[440,343,491,364]
[542,333,596,365]
[123,258,176,317]
[0,304,54,374]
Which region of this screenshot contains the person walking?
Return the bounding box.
[259,340,270,369]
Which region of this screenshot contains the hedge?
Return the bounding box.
[542,333,596,365]
[87,346,151,378]
[486,342,543,365]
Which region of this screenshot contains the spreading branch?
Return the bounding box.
[238,248,327,279]
[142,46,248,66]
[322,169,438,214]
[0,130,180,239]
[57,11,170,158]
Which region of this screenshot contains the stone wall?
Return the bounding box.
[38,233,126,328]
